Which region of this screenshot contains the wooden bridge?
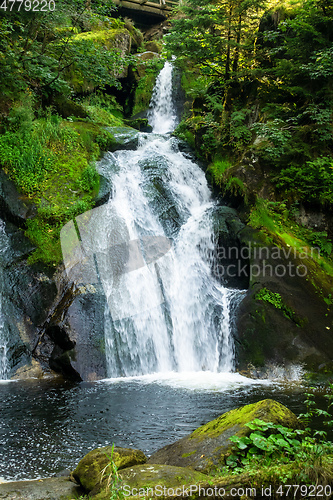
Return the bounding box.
[113,0,178,19]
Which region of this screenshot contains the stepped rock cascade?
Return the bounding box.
[95,62,245,378]
[0,220,9,380]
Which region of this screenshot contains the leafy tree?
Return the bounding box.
[166,0,267,80]
[0,0,125,105]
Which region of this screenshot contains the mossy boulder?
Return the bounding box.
[93,464,207,500]
[145,41,162,53]
[0,169,36,228]
[52,96,88,119]
[235,226,333,375]
[106,126,140,151]
[72,446,147,493]
[148,399,301,473]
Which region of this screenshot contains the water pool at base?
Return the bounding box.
[0,373,311,481]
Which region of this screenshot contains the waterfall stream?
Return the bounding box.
[0,220,9,380]
[96,62,245,378]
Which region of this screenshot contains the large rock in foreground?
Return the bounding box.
[0,477,82,499]
[118,465,206,497]
[148,399,301,473]
[72,446,147,493]
[93,464,207,500]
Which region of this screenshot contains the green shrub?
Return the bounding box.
[207,158,233,186]
[275,156,333,206]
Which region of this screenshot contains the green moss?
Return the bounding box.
[84,106,123,127]
[255,287,299,323]
[190,399,300,441]
[93,465,206,500]
[132,73,157,116]
[248,198,333,309]
[181,451,196,458]
[1,113,120,265]
[73,446,147,493]
[71,28,128,49]
[207,158,232,186]
[132,59,164,116]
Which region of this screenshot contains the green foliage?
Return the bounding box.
[207,158,233,186]
[132,58,164,116]
[0,0,146,270]
[226,387,333,479]
[102,444,125,500]
[78,164,100,193]
[0,0,127,103]
[229,110,252,149]
[174,123,196,149]
[299,386,333,436]
[166,0,266,79]
[0,97,57,193]
[225,176,247,200]
[0,96,120,264]
[227,419,308,470]
[252,119,292,161]
[255,288,296,322]
[276,156,333,206]
[171,0,333,216]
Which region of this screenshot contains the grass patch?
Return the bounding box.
[207,158,233,186]
[0,95,123,264]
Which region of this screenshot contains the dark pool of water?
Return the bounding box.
[0,376,325,481]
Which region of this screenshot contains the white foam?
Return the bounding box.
[99,370,273,391]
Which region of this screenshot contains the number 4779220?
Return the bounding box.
[0,0,55,11]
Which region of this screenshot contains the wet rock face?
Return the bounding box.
[210,206,250,290]
[172,66,186,127]
[52,285,108,381]
[0,166,114,382]
[234,226,333,375]
[0,170,36,228]
[0,220,59,376]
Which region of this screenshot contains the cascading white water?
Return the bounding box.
[0,221,9,380]
[99,62,244,377]
[147,61,177,134]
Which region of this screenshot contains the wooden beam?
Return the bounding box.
[113,0,173,13]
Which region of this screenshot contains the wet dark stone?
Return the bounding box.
[0,170,36,228]
[94,174,113,208]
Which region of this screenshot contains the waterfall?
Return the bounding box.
[91,61,244,378]
[147,61,177,134]
[0,221,9,380]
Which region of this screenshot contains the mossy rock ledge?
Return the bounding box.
[148,399,302,474]
[72,446,147,493]
[94,465,207,500]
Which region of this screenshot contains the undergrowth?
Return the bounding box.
[0,93,122,264]
[255,288,298,323]
[214,386,333,491]
[249,198,333,265]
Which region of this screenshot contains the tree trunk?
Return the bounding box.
[232,13,242,76]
